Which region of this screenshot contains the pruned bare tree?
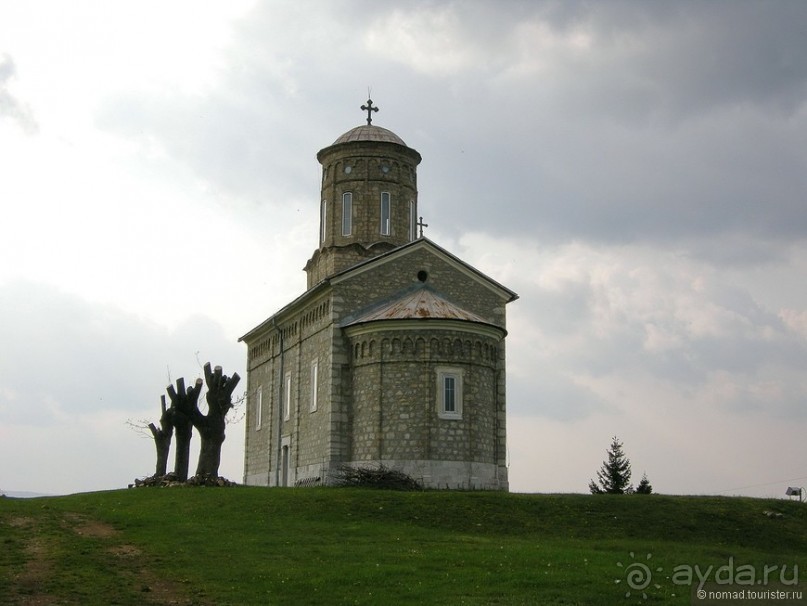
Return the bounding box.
[147,395,174,477]
[192,363,241,478]
[166,376,203,482]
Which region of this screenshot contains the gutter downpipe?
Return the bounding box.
[274,319,285,487]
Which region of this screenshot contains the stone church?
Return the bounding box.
[240,101,517,490]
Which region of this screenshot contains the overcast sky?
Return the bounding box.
[1,1,806,497]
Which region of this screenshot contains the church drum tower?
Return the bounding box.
[241,101,517,490]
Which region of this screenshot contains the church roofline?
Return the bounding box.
[316,135,422,165]
[329,237,519,303]
[238,237,518,345]
[238,282,330,344]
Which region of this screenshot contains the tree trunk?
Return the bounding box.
[193,363,240,478]
[148,395,173,477]
[173,423,193,481]
[195,419,226,478]
[166,376,203,482]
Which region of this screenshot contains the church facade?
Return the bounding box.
[241,103,517,490]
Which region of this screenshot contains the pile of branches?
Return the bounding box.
[130,473,237,489]
[332,464,422,491]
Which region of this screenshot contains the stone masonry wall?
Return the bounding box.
[346,327,505,477]
[243,294,333,486]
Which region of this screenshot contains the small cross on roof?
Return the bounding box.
[417,216,429,238]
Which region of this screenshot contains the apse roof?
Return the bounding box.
[332,124,408,146]
[341,283,490,328]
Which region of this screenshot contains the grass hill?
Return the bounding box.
[1,488,805,605]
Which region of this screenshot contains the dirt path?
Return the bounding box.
[2,510,209,605]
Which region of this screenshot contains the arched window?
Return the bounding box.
[284,372,292,421]
[380,192,391,236]
[254,386,262,430]
[342,192,352,236]
[310,360,318,413]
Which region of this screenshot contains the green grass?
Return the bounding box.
[1,488,805,605]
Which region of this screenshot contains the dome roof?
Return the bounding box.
[332,124,407,147]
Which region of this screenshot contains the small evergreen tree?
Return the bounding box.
[636,472,653,494]
[589,436,633,494]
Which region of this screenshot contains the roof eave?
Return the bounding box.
[342,317,508,340]
[238,281,330,343]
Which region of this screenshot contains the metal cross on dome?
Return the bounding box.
[361,98,379,125]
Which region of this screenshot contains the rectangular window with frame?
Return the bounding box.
[310,360,319,412]
[284,372,292,421]
[380,192,391,236]
[255,386,262,430]
[342,192,352,236]
[444,376,456,412]
[436,367,463,419]
[409,200,416,240]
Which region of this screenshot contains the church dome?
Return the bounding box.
[332,124,408,147]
